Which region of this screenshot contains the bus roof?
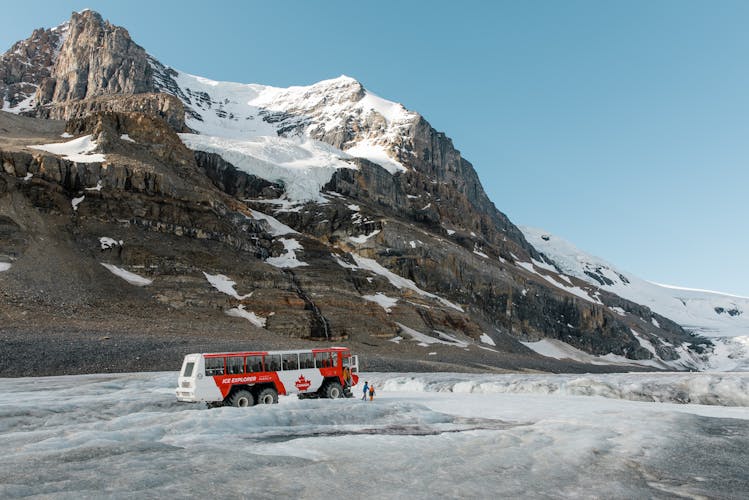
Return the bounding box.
[197,347,351,358]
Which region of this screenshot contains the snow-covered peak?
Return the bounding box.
[521,226,749,338]
[150,63,420,201]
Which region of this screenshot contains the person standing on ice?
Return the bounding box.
[362,381,369,400]
[369,384,375,401]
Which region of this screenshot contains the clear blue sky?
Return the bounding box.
[3,1,748,295]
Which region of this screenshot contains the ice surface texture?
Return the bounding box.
[0,371,747,498]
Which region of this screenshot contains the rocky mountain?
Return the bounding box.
[0,10,715,375]
[522,227,749,370]
[522,227,749,339]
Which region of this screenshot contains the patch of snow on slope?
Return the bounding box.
[84,180,103,191]
[266,238,308,268]
[516,260,601,304]
[99,237,122,250]
[396,323,465,347]
[473,244,489,258]
[345,140,406,174]
[521,339,664,368]
[362,292,398,313]
[225,305,266,328]
[3,91,37,113]
[101,263,152,286]
[480,333,496,346]
[0,262,11,272]
[249,209,297,236]
[521,226,749,338]
[71,196,84,211]
[29,135,106,163]
[330,253,358,270]
[349,254,463,311]
[610,306,626,316]
[348,229,380,244]
[521,338,699,370]
[630,329,658,357]
[203,272,252,299]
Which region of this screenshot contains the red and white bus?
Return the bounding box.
[175,347,360,407]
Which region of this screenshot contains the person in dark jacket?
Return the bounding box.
[362,381,369,400]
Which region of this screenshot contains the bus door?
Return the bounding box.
[342,353,359,386]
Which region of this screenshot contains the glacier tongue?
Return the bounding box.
[178,133,355,203]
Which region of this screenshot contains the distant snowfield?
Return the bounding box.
[521,226,749,339]
[1,371,747,498]
[520,338,702,370]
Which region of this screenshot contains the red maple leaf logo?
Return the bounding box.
[295,375,311,391]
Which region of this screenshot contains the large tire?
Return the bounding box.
[228,389,254,408]
[257,387,279,405]
[323,381,343,399]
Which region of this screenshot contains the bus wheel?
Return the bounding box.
[324,381,343,399]
[229,389,254,408]
[257,387,278,405]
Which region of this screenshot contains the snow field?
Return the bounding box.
[521,226,749,338]
[343,253,464,312]
[203,272,253,300]
[0,372,747,499]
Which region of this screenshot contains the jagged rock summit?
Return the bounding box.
[0,10,716,375]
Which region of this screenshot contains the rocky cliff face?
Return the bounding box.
[0,24,67,111]
[0,10,712,373]
[38,10,155,104]
[1,10,161,119]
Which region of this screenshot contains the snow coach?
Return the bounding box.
[175,347,359,407]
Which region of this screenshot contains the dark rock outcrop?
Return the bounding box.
[37,93,187,132]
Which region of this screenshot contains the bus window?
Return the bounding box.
[265,354,281,371]
[282,353,299,371]
[246,355,263,373]
[182,362,195,377]
[314,352,332,368]
[227,356,244,374]
[299,352,314,369]
[205,357,225,376]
